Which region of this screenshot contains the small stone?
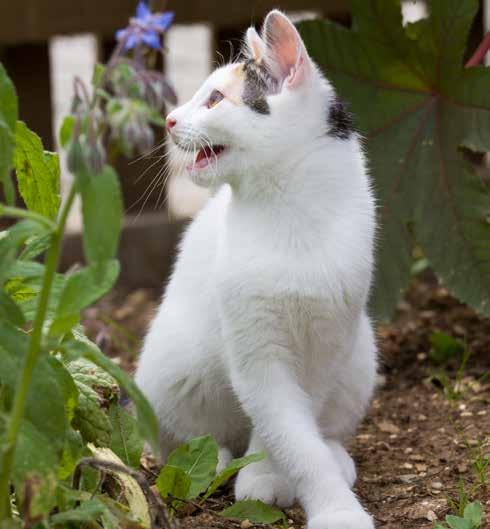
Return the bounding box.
[241,520,253,529]
[461,411,473,417]
[417,352,428,361]
[418,414,427,421]
[458,403,467,411]
[404,447,414,454]
[426,510,438,521]
[403,463,414,470]
[400,474,418,484]
[377,421,400,434]
[431,482,443,490]
[457,463,468,473]
[409,454,425,461]
[477,410,487,416]
[416,464,428,472]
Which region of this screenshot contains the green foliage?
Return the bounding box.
[0,54,161,527]
[78,166,122,264]
[0,63,18,205]
[299,0,490,319]
[429,332,465,365]
[204,452,266,499]
[13,121,61,220]
[155,436,279,524]
[435,501,484,529]
[220,500,286,524]
[165,435,219,498]
[108,403,144,468]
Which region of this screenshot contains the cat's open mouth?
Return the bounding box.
[189,145,226,171]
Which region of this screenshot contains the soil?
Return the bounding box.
[83,274,490,529]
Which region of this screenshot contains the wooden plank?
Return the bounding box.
[0,0,348,44]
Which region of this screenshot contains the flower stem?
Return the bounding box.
[0,183,77,521]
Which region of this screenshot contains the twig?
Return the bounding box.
[75,458,178,529]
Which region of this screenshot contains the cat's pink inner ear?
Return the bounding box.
[262,10,310,88]
[246,27,266,63]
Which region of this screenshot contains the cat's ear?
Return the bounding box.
[245,27,266,63]
[262,10,311,89]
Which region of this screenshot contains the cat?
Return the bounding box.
[135,10,377,529]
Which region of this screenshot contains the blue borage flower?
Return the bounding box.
[116,1,174,51]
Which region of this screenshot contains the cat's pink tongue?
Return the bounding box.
[188,145,225,171]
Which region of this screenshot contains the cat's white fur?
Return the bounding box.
[136,10,377,529]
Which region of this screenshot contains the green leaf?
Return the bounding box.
[68,357,119,396]
[11,421,59,519]
[156,465,192,500]
[299,0,490,318]
[205,452,266,499]
[78,165,122,263]
[59,115,75,148]
[50,499,107,525]
[0,120,15,206]
[50,259,120,336]
[446,515,473,529]
[93,63,107,88]
[0,63,18,206]
[220,500,286,524]
[0,321,68,454]
[429,332,465,364]
[62,333,160,454]
[58,427,85,480]
[108,403,144,468]
[13,121,61,220]
[0,290,25,327]
[166,435,219,498]
[72,381,113,446]
[15,272,66,322]
[464,502,483,527]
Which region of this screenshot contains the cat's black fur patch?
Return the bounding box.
[327,97,354,140]
[242,59,274,115]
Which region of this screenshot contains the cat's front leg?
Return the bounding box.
[235,430,295,507]
[222,305,374,529]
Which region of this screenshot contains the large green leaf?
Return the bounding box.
[78,166,122,263]
[0,322,68,454]
[0,322,75,517]
[156,465,192,501]
[50,259,120,336]
[62,333,160,454]
[13,121,60,220]
[0,63,18,205]
[166,435,219,498]
[220,500,286,524]
[299,0,490,318]
[108,403,144,468]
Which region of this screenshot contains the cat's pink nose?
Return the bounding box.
[166,117,177,130]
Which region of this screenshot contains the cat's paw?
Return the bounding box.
[217,447,233,473]
[308,509,374,529]
[235,469,295,507]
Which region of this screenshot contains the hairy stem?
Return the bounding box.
[0,184,77,521]
[465,32,490,67]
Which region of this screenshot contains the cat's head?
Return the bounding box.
[166,10,346,190]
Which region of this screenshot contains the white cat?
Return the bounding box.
[136,10,377,529]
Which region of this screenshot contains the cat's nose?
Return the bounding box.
[166,117,177,131]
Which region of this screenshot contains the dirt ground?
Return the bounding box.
[83,274,490,529]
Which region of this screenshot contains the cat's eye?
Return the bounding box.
[206,89,225,109]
